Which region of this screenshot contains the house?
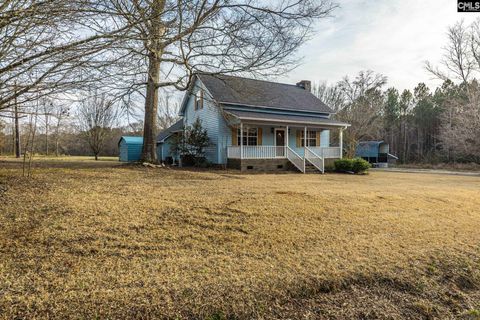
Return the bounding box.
[355,141,398,168]
[118,136,143,162]
[156,119,183,164]
[157,74,350,173]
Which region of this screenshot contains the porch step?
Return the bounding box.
[304,162,322,173]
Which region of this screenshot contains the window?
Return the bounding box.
[301,130,317,147]
[194,90,203,110]
[237,127,258,146]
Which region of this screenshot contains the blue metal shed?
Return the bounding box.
[118,136,143,162]
[355,141,398,166]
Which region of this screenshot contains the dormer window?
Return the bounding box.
[194,89,204,110]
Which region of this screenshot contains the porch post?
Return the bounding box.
[286,125,289,155]
[240,122,243,159]
[339,128,343,159]
[304,126,307,168]
[304,126,307,148]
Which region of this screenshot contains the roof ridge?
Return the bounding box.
[198,73,300,88]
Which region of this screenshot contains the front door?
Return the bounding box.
[275,129,285,157]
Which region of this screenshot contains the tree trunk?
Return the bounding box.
[140,0,165,163]
[141,55,160,162]
[55,139,59,156]
[14,103,20,158]
[55,117,61,156]
[95,153,98,161]
[45,119,49,156]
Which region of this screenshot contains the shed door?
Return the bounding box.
[120,141,128,162]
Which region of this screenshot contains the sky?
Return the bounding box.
[280,0,479,92]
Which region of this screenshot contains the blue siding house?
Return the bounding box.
[157,74,350,173]
[156,119,183,163]
[118,136,143,162]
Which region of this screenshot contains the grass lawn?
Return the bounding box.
[1,158,480,319]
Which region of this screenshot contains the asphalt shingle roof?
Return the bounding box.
[197,74,333,114]
[224,110,349,127]
[156,119,184,143]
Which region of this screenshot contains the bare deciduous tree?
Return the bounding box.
[0,0,129,112]
[439,81,480,162]
[157,91,180,131]
[53,103,70,156]
[77,93,118,160]
[333,71,387,157]
[312,81,345,112]
[426,20,475,83]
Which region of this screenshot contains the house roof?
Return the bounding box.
[118,136,143,145]
[156,119,184,143]
[224,110,350,128]
[197,74,334,114]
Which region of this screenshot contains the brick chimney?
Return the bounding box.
[296,80,311,92]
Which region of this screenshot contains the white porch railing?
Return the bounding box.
[309,147,341,158]
[286,147,305,173]
[305,147,324,173]
[227,146,241,159]
[227,146,286,159]
[227,146,341,159]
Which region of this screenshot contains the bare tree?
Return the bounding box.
[92,0,337,162]
[312,81,345,112]
[157,91,180,131]
[426,20,475,83]
[0,0,129,113]
[77,93,118,160]
[52,104,70,156]
[39,99,55,155]
[439,80,480,162]
[22,102,40,177]
[334,71,387,157]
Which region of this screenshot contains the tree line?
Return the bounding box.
[314,19,480,164]
[0,92,180,159]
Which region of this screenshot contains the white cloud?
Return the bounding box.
[280,0,479,91]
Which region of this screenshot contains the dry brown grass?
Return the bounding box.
[1,157,480,319]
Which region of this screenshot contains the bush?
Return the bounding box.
[352,158,371,174]
[334,158,353,172]
[180,155,211,168]
[334,158,371,174]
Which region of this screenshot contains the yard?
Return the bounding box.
[1,157,480,319]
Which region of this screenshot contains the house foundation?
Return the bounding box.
[227,158,297,172]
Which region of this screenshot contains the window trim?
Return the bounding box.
[301,130,317,147]
[194,90,203,110]
[237,127,258,146]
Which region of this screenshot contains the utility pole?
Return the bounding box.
[14,83,20,158]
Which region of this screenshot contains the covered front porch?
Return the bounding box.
[225,120,348,173]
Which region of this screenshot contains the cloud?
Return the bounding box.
[281,0,478,91]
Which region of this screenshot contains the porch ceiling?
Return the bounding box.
[224,110,350,129]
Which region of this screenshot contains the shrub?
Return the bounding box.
[334,158,353,172]
[334,158,371,174]
[352,158,371,174]
[170,118,211,167]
